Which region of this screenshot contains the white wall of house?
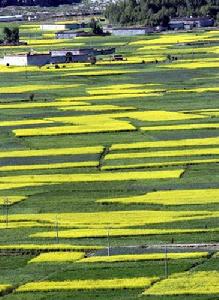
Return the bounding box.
[111,29,149,36]
[0,15,23,22]
[40,24,67,31]
[1,54,51,66]
[56,32,77,39]
[2,55,28,66]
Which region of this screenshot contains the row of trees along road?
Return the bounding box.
[105,0,219,26]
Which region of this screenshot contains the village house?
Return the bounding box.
[56,31,96,39]
[103,26,153,36]
[0,47,116,66]
[0,15,24,22]
[0,53,51,66]
[40,22,88,31]
[55,31,78,39]
[169,17,214,30]
[50,50,90,63]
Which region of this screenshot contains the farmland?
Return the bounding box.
[0,23,218,300]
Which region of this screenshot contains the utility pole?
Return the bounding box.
[4,197,10,228]
[107,227,110,256]
[25,63,28,80]
[164,245,169,278]
[55,216,59,244]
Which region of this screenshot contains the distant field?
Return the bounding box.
[0,23,218,299]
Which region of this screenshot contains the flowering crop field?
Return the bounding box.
[0,196,27,205]
[143,271,219,295]
[105,147,219,160]
[0,284,12,294]
[31,227,219,239]
[29,251,85,263]
[110,137,219,150]
[0,244,103,251]
[0,210,217,229]
[141,123,219,131]
[102,158,219,170]
[78,252,209,263]
[97,189,219,205]
[0,25,218,300]
[16,277,158,292]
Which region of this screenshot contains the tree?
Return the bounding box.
[3,27,12,43]
[90,56,97,65]
[3,27,19,44]
[90,18,103,35]
[105,0,218,26]
[11,27,19,44]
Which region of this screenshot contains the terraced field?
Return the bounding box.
[0,23,218,299]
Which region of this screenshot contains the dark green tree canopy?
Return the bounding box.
[105,0,219,26]
[3,26,19,44]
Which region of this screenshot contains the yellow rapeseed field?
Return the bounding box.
[0,244,103,251]
[198,111,219,117]
[0,170,184,184]
[131,32,218,46]
[87,88,164,96]
[95,110,205,122]
[78,252,209,263]
[0,84,81,93]
[102,158,219,170]
[0,285,12,293]
[97,189,219,205]
[47,110,204,122]
[0,161,99,172]
[89,83,157,90]
[59,104,135,111]
[0,182,46,191]
[0,146,103,158]
[163,61,219,69]
[0,170,183,191]
[111,137,219,150]
[29,252,85,263]
[0,119,53,127]
[57,93,160,102]
[0,101,88,110]
[0,210,216,228]
[25,38,74,45]
[170,87,219,93]
[105,148,219,160]
[13,121,136,136]
[0,196,27,205]
[0,221,51,229]
[12,110,206,137]
[141,123,219,131]
[143,271,219,295]
[16,277,158,292]
[30,227,218,239]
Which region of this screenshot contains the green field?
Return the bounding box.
[0,23,218,299]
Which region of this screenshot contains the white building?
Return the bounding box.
[0,15,24,22]
[105,27,153,36]
[40,23,88,31]
[0,47,115,66]
[56,31,78,39]
[2,53,51,66]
